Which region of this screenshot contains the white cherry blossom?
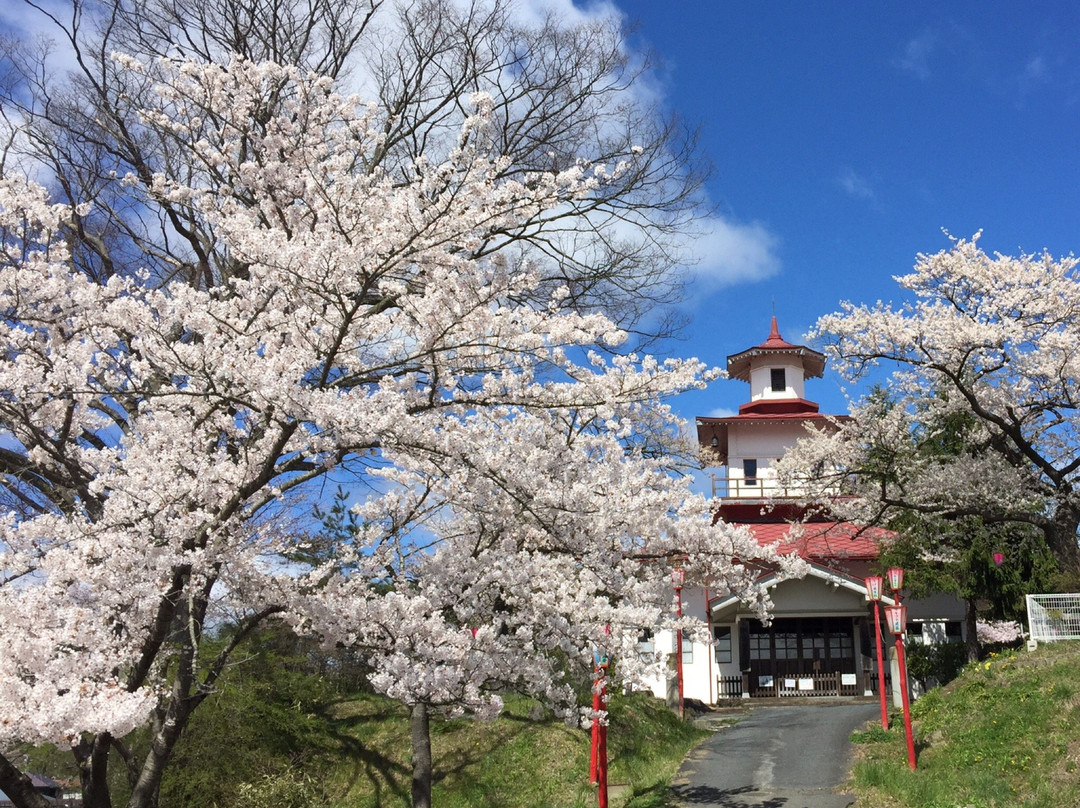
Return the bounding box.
[0,55,787,808]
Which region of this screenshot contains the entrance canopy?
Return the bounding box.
[709,563,895,623]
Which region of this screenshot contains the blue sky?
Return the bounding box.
[2,1,1076,423]
[611,1,1080,422]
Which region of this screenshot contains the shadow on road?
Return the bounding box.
[670,783,787,807]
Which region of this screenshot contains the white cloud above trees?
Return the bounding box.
[687,216,781,289]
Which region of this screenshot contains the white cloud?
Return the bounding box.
[897,30,937,80]
[0,0,85,78]
[704,406,736,418]
[1024,55,1048,81]
[838,167,875,201]
[687,216,781,290]
[512,0,625,27]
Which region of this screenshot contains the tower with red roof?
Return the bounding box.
[695,317,883,564]
[652,318,965,703]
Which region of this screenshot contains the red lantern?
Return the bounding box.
[671,566,685,589]
[887,567,905,592]
[884,603,908,635]
[865,575,884,601]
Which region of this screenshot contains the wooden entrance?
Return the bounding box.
[742,617,857,696]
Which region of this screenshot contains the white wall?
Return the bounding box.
[727,422,808,466]
[748,360,806,402]
[637,586,721,704]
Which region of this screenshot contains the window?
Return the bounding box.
[672,631,693,664]
[743,458,758,486]
[638,629,655,655]
[771,368,786,392]
[714,626,732,663]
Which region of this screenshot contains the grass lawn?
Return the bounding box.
[318,692,709,808]
[849,642,1080,808]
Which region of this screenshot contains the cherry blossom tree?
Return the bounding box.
[778,235,1080,580]
[0,56,790,808]
[1,0,709,344]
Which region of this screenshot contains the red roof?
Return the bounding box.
[760,316,800,349]
[741,520,892,562]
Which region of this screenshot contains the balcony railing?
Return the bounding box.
[710,473,814,500]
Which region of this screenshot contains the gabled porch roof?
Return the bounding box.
[709,561,896,621]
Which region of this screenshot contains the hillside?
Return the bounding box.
[17,674,704,808]
[850,641,1080,808]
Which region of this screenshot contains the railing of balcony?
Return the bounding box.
[710,472,843,500]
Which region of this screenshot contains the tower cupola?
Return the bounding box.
[725,316,825,416]
[696,317,841,490]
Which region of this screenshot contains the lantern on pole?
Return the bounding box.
[590,627,612,806]
[886,566,905,592]
[883,603,908,635]
[865,576,888,730]
[672,565,686,720]
[883,602,917,770]
[865,575,884,601]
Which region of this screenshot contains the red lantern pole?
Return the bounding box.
[865,576,889,730]
[894,635,917,770]
[591,630,611,806]
[589,663,601,785]
[597,678,609,808]
[885,601,917,771]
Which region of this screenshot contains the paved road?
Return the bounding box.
[670,703,880,808]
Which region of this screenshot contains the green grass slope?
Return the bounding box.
[15,632,706,808]
[19,685,705,808]
[850,642,1080,808]
[316,692,707,808]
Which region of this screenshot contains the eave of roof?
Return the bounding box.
[707,561,897,614]
[701,411,845,425]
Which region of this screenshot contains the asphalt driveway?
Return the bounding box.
[670,702,880,808]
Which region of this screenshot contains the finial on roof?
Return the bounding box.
[769,315,782,342]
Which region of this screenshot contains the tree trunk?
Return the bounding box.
[125,686,198,808]
[964,596,980,663]
[1046,506,1080,579]
[410,702,433,808]
[0,752,54,808]
[74,733,115,808]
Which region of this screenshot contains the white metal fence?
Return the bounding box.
[1026,594,1080,641]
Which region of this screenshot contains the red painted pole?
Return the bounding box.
[872,603,889,730]
[589,666,601,786]
[894,636,917,770]
[597,673,608,808]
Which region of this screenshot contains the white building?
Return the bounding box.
[643,318,965,705]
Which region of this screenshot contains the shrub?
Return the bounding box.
[905,640,968,689]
